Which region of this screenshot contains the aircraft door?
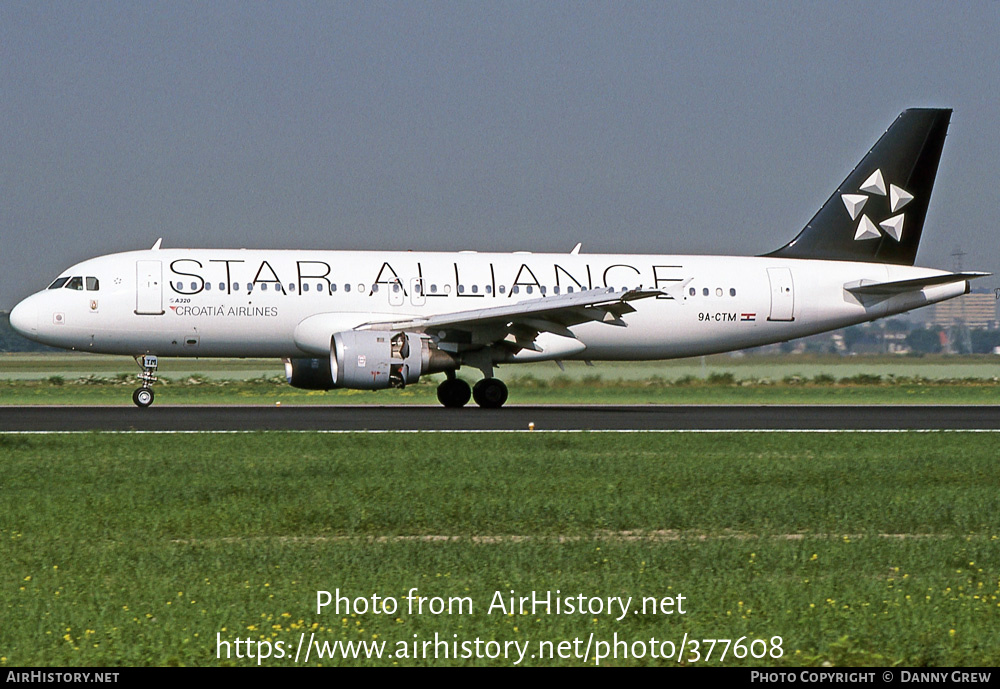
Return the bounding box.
[388,279,405,307]
[766,267,795,321]
[410,278,426,307]
[135,260,165,315]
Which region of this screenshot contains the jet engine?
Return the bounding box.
[283,357,336,390]
[284,331,457,390]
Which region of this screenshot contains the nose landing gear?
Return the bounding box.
[132,354,158,408]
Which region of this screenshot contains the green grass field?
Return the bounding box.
[5,377,1000,405]
[2,353,1000,405]
[2,432,998,666]
[4,352,1000,381]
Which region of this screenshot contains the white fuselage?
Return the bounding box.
[10,248,965,361]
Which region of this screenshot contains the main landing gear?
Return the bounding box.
[435,372,508,409]
[472,377,508,408]
[132,354,158,408]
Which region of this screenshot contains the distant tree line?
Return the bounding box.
[843,320,1000,355]
[0,312,61,353]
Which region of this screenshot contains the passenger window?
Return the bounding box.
[716,288,723,297]
[486,285,492,294]
[344,284,351,293]
[499,285,506,294]
[204,282,211,291]
[526,286,532,294]
[430,284,438,294]
[303,284,310,292]
[553,286,560,294]
[472,285,479,294]
[689,287,696,296]
[730,288,736,297]
[513,286,520,294]
[232,283,239,292]
[261,284,268,292]
[372,284,379,293]
[702,288,709,296]
[330,284,336,292]
[86,277,99,291]
[66,277,84,290]
[48,277,70,289]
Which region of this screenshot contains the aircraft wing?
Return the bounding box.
[356,286,673,350]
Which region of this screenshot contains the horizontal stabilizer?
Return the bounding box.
[845,272,990,296]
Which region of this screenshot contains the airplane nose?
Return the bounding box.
[9,297,38,337]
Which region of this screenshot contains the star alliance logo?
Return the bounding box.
[841,169,913,242]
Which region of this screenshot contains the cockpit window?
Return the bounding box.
[86,277,99,291]
[65,277,84,291]
[48,277,70,290]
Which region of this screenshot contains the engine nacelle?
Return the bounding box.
[332,331,424,390]
[283,357,336,390]
[284,331,457,391]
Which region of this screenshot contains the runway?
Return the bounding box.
[3,405,1000,432]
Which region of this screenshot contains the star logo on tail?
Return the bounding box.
[842,169,913,242]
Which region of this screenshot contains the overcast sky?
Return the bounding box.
[3,1,999,309]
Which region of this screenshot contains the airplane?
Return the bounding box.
[8,108,988,409]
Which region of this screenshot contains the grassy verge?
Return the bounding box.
[1,432,998,666]
[2,353,999,405]
[3,352,1000,381]
[2,373,1000,405]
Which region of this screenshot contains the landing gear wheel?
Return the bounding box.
[132,387,154,408]
[437,378,472,408]
[473,378,508,409]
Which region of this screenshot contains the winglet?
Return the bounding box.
[151,238,163,250]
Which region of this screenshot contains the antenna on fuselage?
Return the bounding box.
[151,238,163,250]
[570,243,582,254]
